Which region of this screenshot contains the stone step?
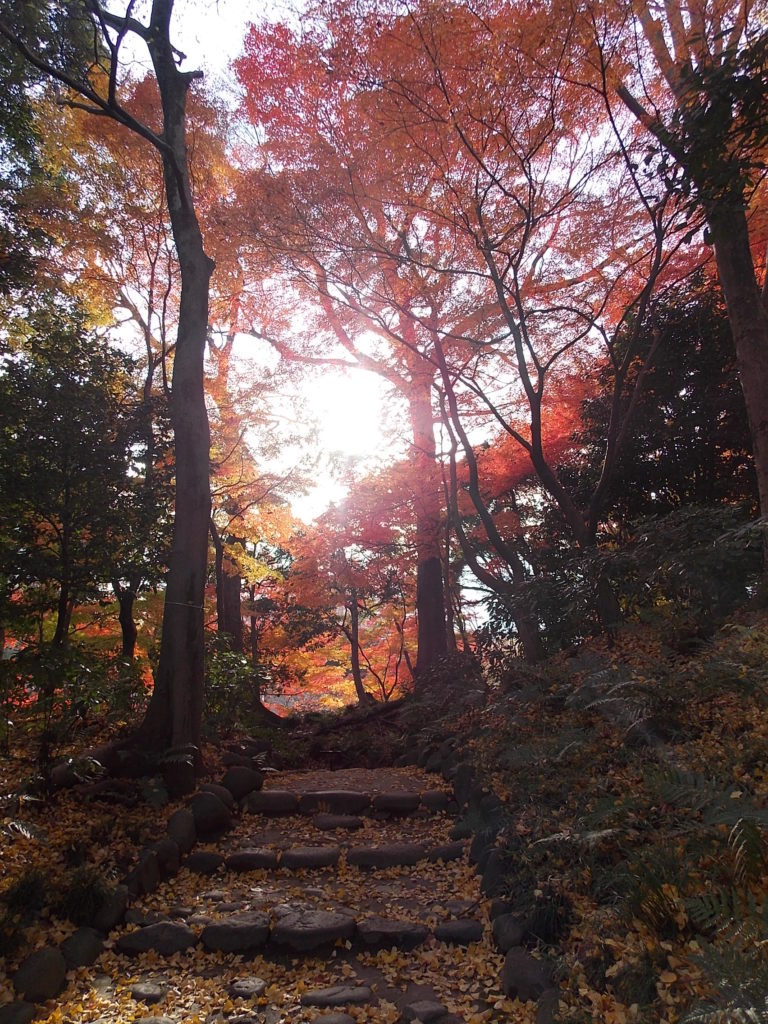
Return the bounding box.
[116,909,485,956]
[244,788,455,818]
[184,840,468,875]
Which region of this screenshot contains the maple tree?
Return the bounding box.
[232,0,702,646]
[288,488,418,705]
[232,24,466,678]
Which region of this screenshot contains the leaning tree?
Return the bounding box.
[0,0,214,766]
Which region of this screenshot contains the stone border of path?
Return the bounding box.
[5,750,560,1024]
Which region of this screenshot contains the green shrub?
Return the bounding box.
[57,866,111,925]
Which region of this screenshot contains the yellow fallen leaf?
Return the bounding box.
[659,971,677,984]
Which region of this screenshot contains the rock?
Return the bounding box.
[131,980,168,1004]
[312,1016,355,1024]
[50,760,80,788]
[229,977,268,1000]
[402,1000,448,1023]
[298,791,371,815]
[162,745,197,797]
[452,763,475,807]
[536,988,561,1024]
[394,753,416,768]
[221,766,264,800]
[371,792,421,815]
[199,783,236,811]
[357,917,429,950]
[0,1003,36,1024]
[300,987,372,1007]
[168,905,193,918]
[244,790,299,816]
[489,898,514,919]
[226,848,279,871]
[149,838,181,878]
[188,791,232,835]
[347,843,426,868]
[116,922,196,955]
[417,745,438,768]
[427,841,465,863]
[125,909,165,926]
[480,849,507,897]
[166,808,196,854]
[420,790,452,812]
[60,926,104,967]
[480,792,504,814]
[92,884,129,932]
[434,918,484,945]
[501,948,553,1002]
[133,1018,175,1024]
[184,851,224,875]
[13,946,67,1001]
[313,813,363,831]
[449,819,473,841]
[469,832,495,866]
[270,909,355,951]
[493,913,525,952]
[280,846,340,869]
[137,849,161,894]
[201,911,270,952]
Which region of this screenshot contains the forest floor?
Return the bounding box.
[1,608,768,1022]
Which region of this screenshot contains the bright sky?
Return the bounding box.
[290,369,399,522]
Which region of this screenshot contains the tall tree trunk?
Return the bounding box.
[113,580,138,659]
[52,581,70,647]
[211,519,244,652]
[345,589,374,704]
[136,0,214,761]
[708,206,768,543]
[407,376,447,682]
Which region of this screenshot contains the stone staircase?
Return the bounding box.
[5,766,554,1024]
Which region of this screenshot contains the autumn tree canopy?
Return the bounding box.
[0,0,764,739]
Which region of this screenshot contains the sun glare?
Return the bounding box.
[292,369,399,522]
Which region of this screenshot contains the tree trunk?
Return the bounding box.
[52,581,70,647]
[407,377,447,681]
[113,580,138,659]
[211,520,244,652]
[708,206,768,544]
[346,589,373,704]
[136,1,214,760]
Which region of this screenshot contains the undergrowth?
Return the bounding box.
[459,609,768,1021]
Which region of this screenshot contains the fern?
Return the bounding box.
[653,767,721,812]
[680,1007,768,1023]
[680,940,768,1021]
[687,887,747,935]
[0,818,44,840]
[728,817,767,885]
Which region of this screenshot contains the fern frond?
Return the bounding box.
[729,817,767,886]
[654,767,719,812]
[0,819,44,840]
[679,1006,768,1024]
[687,888,739,933]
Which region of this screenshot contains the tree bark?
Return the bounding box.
[113,579,138,659]
[135,0,213,759]
[345,589,374,704]
[211,519,244,652]
[707,206,768,537]
[407,376,448,681]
